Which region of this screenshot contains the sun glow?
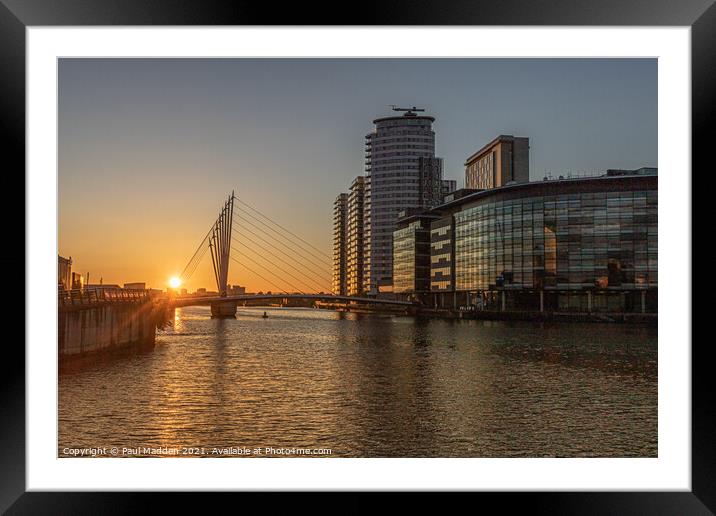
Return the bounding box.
[169,277,181,289]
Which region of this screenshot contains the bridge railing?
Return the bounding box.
[58,288,152,308]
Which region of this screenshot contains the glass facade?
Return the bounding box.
[393,218,432,294]
[453,187,658,293]
[430,217,453,291]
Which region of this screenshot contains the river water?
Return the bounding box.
[58,306,657,457]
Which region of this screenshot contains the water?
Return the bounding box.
[59,307,657,457]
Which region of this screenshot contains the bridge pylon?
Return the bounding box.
[209,191,234,298]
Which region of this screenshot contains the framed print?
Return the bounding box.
[4,0,711,512]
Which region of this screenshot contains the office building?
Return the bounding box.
[393,170,657,313]
[393,211,439,296]
[346,176,365,296]
[430,215,455,292]
[465,135,530,190]
[332,193,349,296]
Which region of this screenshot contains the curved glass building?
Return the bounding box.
[394,169,658,313]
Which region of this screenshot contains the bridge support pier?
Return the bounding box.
[211,300,237,319]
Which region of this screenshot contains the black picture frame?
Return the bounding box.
[3,0,709,513]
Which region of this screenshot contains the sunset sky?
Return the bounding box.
[58,58,657,292]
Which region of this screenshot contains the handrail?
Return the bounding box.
[58,288,153,307]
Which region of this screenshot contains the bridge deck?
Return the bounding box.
[171,294,415,308]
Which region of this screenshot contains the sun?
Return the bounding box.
[169,277,182,289]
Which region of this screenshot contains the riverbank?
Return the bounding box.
[415,308,657,324]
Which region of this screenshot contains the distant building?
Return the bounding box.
[58,255,72,290]
[180,288,188,296]
[416,157,458,209]
[332,193,349,296]
[346,176,365,296]
[605,167,657,177]
[441,179,457,199]
[442,188,481,204]
[71,272,84,290]
[124,282,146,290]
[85,283,121,291]
[195,288,207,295]
[465,135,530,190]
[228,285,246,295]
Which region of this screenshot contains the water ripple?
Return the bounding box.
[59,307,657,457]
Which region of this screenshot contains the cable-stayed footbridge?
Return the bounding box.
[173,192,414,317]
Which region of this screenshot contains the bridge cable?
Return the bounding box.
[233,212,332,277]
[231,236,326,294]
[231,228,332,290]
[184,245,206,279]
[228,254,290,295]
[233,204,332,267]
[180,194,333,294]
[179,226,213,281]
[230,250,307,295]
[180,199,232,283]
[235,197,332,262]
[184,243,210,281]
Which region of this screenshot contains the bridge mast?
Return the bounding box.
[209,192,234,297]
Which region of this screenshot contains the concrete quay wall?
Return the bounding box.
[58,302,164,358]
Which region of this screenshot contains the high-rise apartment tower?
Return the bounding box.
[332,193,348,296]
[346,176,365,296]
[363,107,441,294]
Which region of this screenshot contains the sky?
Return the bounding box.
[58,58,657,292]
